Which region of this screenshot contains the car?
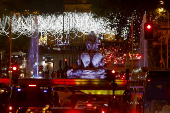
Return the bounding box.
[114,58,125,66]
[87,95,108,105]
[53,46,61,51]
[129,54,141,60]
[0,83,10,95]
[52,85,85,100]
[59,93,104,109]
[43,54,53,63]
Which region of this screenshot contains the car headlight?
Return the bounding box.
[104,104,108,106]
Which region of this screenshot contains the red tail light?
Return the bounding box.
[101,110,105,113]
[112,70,115,73]
[12,66,17,71]
[9,106,13,111]
[87,103,92,107]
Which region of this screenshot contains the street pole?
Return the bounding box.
[161,34,162,68]
[9,12,12,87]
[63,12,64,69]
[167,12,169,68]
[131,13,134,72]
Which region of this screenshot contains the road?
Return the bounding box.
[107,54,139,72]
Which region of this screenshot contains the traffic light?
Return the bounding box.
[105,69,116,82]
[126,69,129,82]
[144,22,153,40]
[12,66,19,84]
[123,84,131,102]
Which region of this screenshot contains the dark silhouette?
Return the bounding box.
[71,91,77,109]
[54,92,59,107]
[0,89,9,113]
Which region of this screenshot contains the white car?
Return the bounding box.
[52,85,85,100]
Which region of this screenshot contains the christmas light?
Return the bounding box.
[0,12,131,41]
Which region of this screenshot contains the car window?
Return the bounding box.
[66,87,81,92]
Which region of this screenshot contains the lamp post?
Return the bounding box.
[167,11,169,68]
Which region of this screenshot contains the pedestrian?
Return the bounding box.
[108,96,114,111]
[71,91,77,109]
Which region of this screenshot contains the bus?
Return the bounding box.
[143,68,170,113]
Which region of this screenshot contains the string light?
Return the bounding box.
[0,12,132,41]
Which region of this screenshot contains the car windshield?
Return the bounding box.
[67,87,82,92]
[44,54,51,57]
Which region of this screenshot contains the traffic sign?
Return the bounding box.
[39,65,43,70]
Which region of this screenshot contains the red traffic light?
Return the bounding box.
[144,22,153,40]
[146,24,152,29]
[12,66,17,71]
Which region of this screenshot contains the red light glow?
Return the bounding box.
[87,103,92,107]
[112,70,115,73]
[147,25,152,29]
[147,79,151,82]
[102,110,105,113]
[12,67,17,71]
[9,106,13,111]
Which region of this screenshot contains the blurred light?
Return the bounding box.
[44,90,47,93]
[29,84,36,87]
[102,110,105,113]
[147,79,151,82]
[87,103,92,107]
[1,89,4,92]
[112,70,115,73]
[17,88,21,92]
[20,65,23,69]
[9,106,13,111]
[12,66,17,71]
[146,25,152,29]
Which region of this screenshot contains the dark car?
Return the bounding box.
[0,83,10,96]
[8,84,53,112]
[43,54,53,63]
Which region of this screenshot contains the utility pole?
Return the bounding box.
[131,13,134,72]
[9,12,12,87]
[161,32,163,68]
[167,11,169,68]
